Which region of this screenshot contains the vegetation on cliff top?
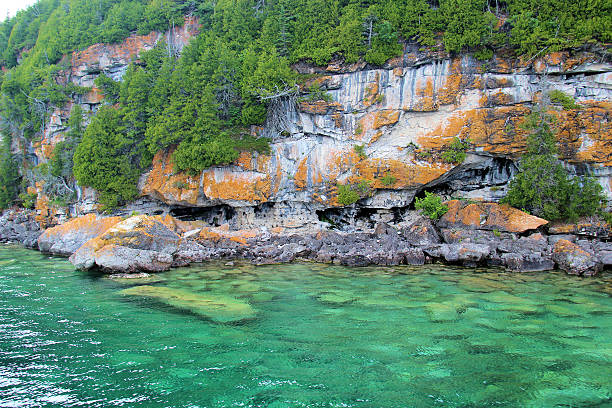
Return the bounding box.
[0,0,610,209]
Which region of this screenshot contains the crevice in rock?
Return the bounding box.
[170,205,236,225]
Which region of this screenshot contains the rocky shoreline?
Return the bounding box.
[1,201,610,277]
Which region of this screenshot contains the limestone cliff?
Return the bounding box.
[24,28,612,231]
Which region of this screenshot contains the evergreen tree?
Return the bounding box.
[0,134,19,209]
[503,110,606,221]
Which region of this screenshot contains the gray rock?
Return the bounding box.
[401,217,441,246]
[502,253,555,272]
[94,245,174,273]
[552,239,602,276]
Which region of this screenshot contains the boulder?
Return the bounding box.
[401,217,441,246]
[37,213,122,255]
[552,239,602,276]
[0,210,42,248]
[502,253,555,272]
[438,200,548,233]
[424,243,490,265]
[70,215,180,273]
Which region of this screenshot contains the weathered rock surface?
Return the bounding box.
[21,34,611,233]
[4,202,608,277]
[0,210,41,248]
[438,200,548,233]
[552,239,603,276]
[37,213,122,255]
[70,215,180,272]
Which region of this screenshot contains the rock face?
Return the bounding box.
[19,32,611,233]
[134,51,611,232]
[70,215,181,272]
[37,213,122,255]
[6,26,610,277]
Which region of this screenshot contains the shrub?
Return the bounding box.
[337,184,360,206]
[441,137,470,164]
[415,192,448,220]
[18,192,37,209]
[380,174,397,186]
[548,90,580,110]
[354,144,367,159]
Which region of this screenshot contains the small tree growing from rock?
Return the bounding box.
[502,109,605,221]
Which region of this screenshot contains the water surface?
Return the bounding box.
[1,245,611,407]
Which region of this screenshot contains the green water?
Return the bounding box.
[1,246,611,407]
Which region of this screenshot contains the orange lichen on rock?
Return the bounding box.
[411,78,438,112]
[548,220,610,237]
[325,148,358,180]
[363,73,380,107]
[201,170,271,203]
[71,31,158,71]
[564,102,612,165]
[351,158,449,189]
[298,100,343,115]
[419,106,532,157]
[197,225,258,245]
[440,200,548,233]
[83,87,105,104]
[372,110,400,129]
[38,213,122,246]
[153,214,204,235]
[141,149,201,205]
[482,91,514,107]
[236,151,252,170]
[293,157,309,190]
[438,58,463,105]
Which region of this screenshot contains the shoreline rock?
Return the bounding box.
[2,207,611,277]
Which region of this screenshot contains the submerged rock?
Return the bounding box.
[120,285,256,322]
[70,215,180,272]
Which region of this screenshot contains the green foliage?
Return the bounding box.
[301,83,332,103]
[441,137,470,164]
[502,110,606,221]
[50,105,83,179]
[354,144,367,159]
[173,180,188,190]
[548,90,580,110]
[415,191,449,220]
[94,74,121,104]
[73,106,140,209]
[233,134,271,155]
[1,0,610,210]
[337,183,360,206]
[380,174,397,186]
[18,191,37,209]
[0,135,19,209]
[336,179,373,206]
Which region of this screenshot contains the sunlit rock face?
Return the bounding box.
[138,50,611,230]
[25,19,611,231]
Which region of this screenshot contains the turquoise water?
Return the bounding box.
[1,245,611,407]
